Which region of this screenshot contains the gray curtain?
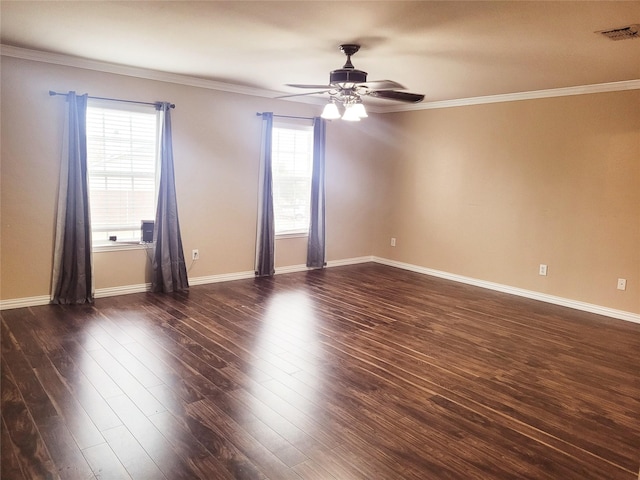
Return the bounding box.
[51,92,94,304]
[255,112,275,277]
[307,117,326,268]
[151,102,189,293]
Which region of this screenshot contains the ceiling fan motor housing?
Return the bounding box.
[330,68,368,85]
[331,44,368,85]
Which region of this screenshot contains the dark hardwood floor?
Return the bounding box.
[2,263,639,479]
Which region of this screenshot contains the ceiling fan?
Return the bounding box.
[282,44,425,121]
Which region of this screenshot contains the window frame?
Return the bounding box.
[271,119,315,237]
[85,99,160,250]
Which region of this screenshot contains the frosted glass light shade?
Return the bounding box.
[321,102,341,119]
[351,102,368,118]
[342,105,361,121]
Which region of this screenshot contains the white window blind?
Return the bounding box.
[271,124,314,235]
[86,101,159,244]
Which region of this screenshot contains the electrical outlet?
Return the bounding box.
[192,249,199,261]
[391,237,396,247]
[539,264,548,276]
[617,278,627,291]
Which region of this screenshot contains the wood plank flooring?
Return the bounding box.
[2,263,639,479]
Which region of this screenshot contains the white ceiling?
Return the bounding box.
[1,1,639,109]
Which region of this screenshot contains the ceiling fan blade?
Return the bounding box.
[370,90,425,103]
[361,80,405,90]
[276,90,330,99]
[286,84,333,89]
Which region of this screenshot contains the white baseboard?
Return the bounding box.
[274,264,311,275]
[0,295,51,310]
[373,257,640,324]
[94,283,150,298]
[327,256,375,268]
[0,257,375,310]
[272,256,375,275]
[189,270,255,285]
[2,256,638,325]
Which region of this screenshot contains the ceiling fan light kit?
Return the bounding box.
[285,44,425,121]
[321,101,342,120]
[351,101,368,118]
[341,104,364,122]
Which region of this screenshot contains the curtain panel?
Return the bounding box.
[307,117,326,268]
[255,112,275,277]
[151,102,189,293]
[51,92,94,304]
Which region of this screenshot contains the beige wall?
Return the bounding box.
[0,57,379,299]
[373,91,640,314]
[2,56,638,316]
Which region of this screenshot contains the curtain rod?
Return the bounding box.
[256,112,314,120]
[49,91,175,109]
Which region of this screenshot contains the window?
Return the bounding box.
[271,123,314,235]
[86,101,159,245]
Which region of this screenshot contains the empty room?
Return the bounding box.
[1,2,639,479]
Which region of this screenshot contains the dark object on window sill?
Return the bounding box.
[141,220,155,243]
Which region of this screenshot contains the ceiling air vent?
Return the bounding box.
[596,24,640,40]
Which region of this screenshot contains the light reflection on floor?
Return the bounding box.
[250,289,323,418]
[77,309,172,457]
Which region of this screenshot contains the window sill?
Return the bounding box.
[93,242,153,253]
[276,232,309,240]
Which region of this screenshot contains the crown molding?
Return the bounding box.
[378,79,640,112]
[3,44,639,112]
[0,44,291,101]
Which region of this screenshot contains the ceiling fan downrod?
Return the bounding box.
[331,44,367,85]
[339,44,360,69]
